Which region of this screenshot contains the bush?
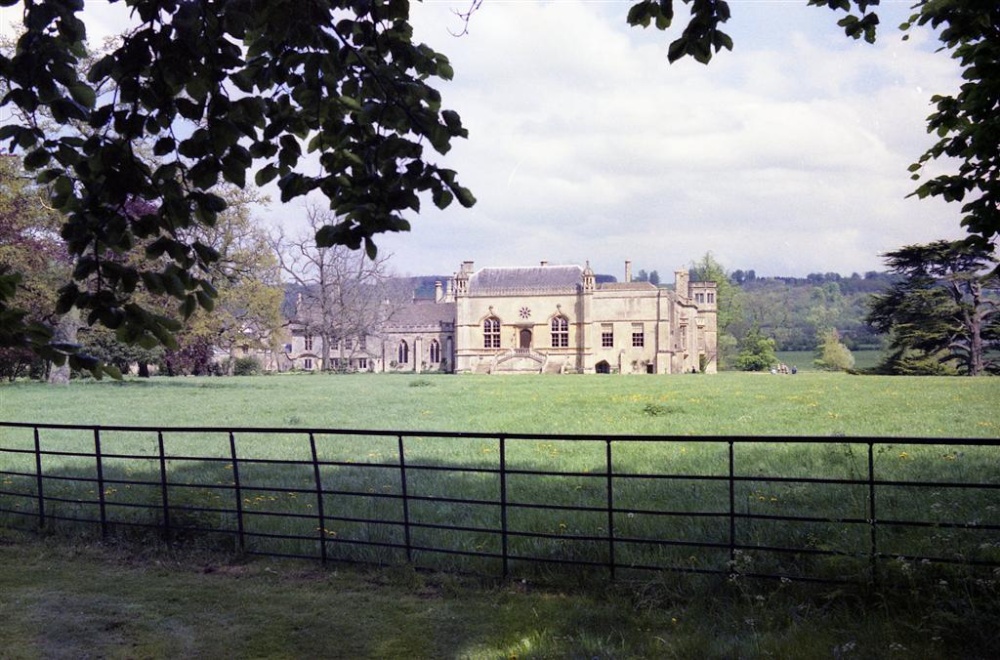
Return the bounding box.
[734,327,778,372]
[814,329,855,372]
[233,356,262,376]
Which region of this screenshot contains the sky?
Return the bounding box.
[1,1,967,280]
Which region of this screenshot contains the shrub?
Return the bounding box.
[734,327,777,372]
[233,356,262,376]
[814,329,855,372]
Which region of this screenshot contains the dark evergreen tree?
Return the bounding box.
[866,240,998,376]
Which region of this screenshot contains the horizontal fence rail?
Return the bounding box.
[1,421,999,585]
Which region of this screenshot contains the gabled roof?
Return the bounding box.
[388,302,456,328]
[598,281,658,291]
[469,265,583,295]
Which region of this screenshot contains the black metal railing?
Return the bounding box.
[1,421,998,585]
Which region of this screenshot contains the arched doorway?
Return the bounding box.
[519,328,532,349]
[595,360,611,374]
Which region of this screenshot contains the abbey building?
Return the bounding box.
[281,260,718,375]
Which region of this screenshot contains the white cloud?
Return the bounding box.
[380,0,967,278]
[1,1,969,280]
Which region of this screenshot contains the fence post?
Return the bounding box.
[397,434,413,564]
[33,426,45,529]
[309,433,327,563]
[728,439,736,575]
[868,441,878,586]
[94,427,107,537]
[499,435,509,579]
[157,431,171,540]
[606,439,616,580]
[229,431,245,552]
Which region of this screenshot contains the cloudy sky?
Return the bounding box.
[1,1,967,280]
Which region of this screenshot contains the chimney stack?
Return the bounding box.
[540,260,548,267]
[675,269,690,298]
[434,281,443,303]
[625,260,632,283]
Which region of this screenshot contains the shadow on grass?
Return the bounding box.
[3,433,999,589]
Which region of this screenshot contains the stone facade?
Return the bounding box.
[277,260,717,375]
[452,260,717,374]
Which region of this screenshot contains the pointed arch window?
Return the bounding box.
[551,316,569,348]
[398,340,409,364]
[429,339,441,364]
[483,317,501,349]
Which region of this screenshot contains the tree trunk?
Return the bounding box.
[47,308,80,385]
[321,331,332,371]
[968,280,984,376]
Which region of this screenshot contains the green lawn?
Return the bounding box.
[776,349,882,372]
[2,374,999,658]
[1,529,997,660]
[2,371,997,437]
[2,372,997,579]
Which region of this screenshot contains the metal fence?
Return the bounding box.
[1,421,998,585]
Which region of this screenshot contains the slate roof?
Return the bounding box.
[469,265,584,295]
[598,281,658,291]
[389,302,456,328]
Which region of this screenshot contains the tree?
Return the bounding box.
[733,325,777,372]
[2,0,997,371]
[805,282,850,339]
[178,186,285,375]
[73,185,283,377]
[78,323,162,376]
[690,252,740,368]
[0,0,474,371]
[0,155,69,379]
[272,204,401,371]
[866,240,999,376]
[814,328,855,372]
[902,4,1000,252]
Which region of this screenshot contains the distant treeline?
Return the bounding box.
[724,271,899,353]
[733,270,899,294]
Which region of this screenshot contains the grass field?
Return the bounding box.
[775,349,882,372]
[2,371,998,437]
[2,373,999,657]
[2,373,998,576]
[4,530,996,660]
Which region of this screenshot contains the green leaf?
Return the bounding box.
[23,148,51,170]
[196,290,216,312]
[255,164,279,186]
[627,2,652,28]
[180,294,197,319]
[454,186,476,208]
[68,82,96,108]
[154,137,176,156]
[432,187,453,210]
[667,37,688,63]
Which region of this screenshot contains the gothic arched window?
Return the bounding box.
[483,317,501,349]
[551,316,569,348]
